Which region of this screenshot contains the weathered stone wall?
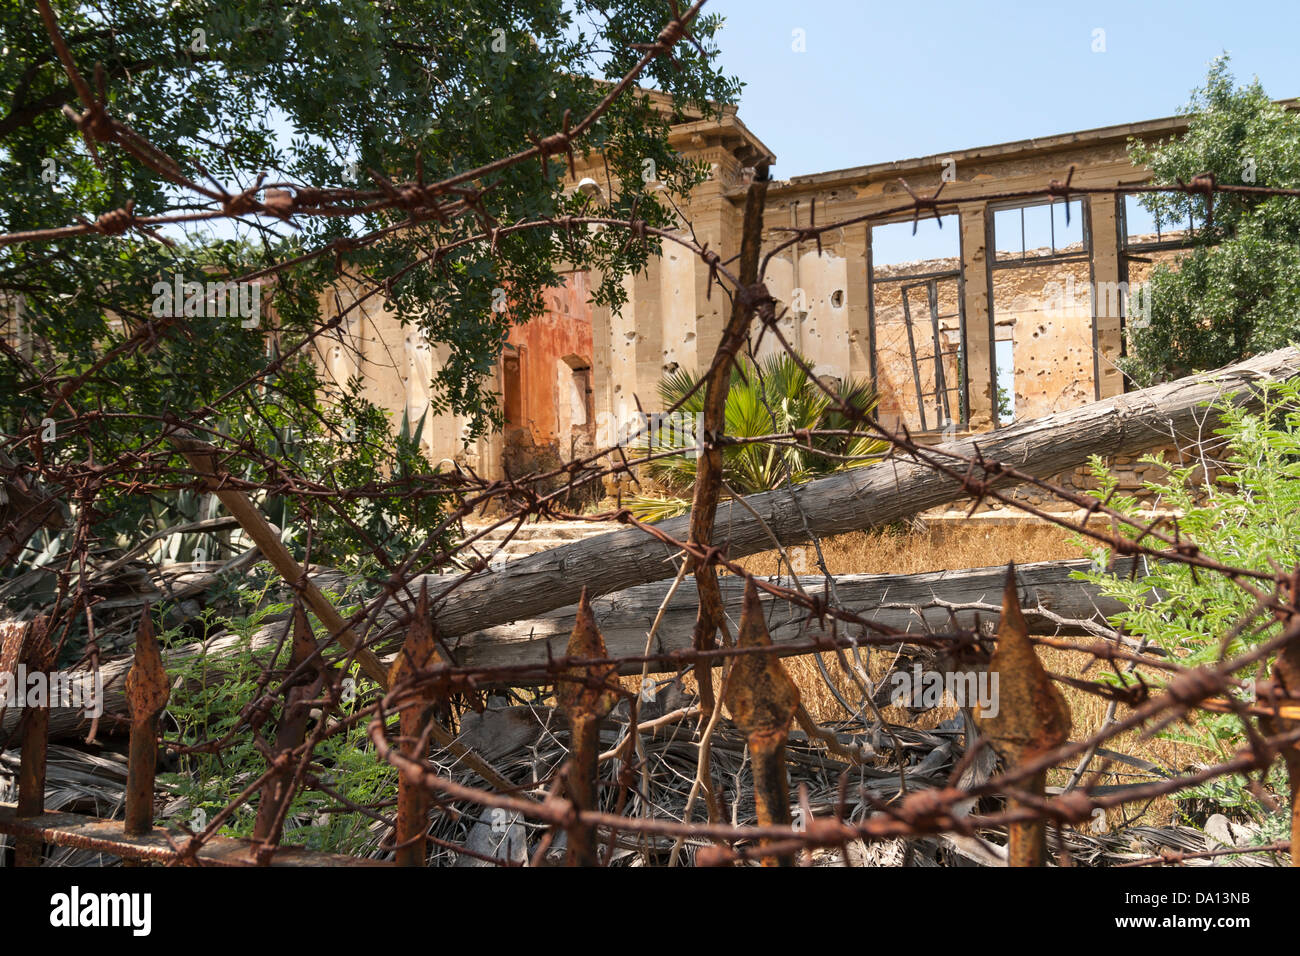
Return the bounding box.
[993,254,1095,422]
[319,106,1210,486]
[756,245,852,383]
[311,271,593,480]
[502,271,595,478]
[996,440,1228,513]
[311,279,499,474]
[870,258,963,431]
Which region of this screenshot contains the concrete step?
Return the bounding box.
[466,521,607,542]
[458,520,610,559]
[916,507,1180,527]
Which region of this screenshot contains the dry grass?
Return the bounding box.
[732,518,1083,577]
[664,520,1191,828]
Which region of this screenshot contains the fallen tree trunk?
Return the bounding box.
[427,347,1300,638]
[449,556,1138,677]
[9,558,1135,738]
[13,347,1296,741]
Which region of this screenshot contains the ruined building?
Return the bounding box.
[317,102,1205,494]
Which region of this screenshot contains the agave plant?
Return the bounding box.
[626,353,888,520]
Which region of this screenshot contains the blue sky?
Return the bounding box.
[704,0,1300,178]
[184,2,1298,264]
[697,1,1299,419]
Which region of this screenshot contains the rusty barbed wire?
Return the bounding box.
[2,0,1300,869]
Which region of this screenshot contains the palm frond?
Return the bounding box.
[633,351,889,509]
[624,493,692,523]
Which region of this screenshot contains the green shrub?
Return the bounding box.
[1123,57,1300,386]
[158,580,394,857]
[1075,381,1300,818]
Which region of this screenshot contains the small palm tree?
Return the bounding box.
[626,353,888,521]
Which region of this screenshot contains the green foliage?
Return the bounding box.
[0,0,740,571]
[625,352,888,520]
[1124,57,1300,385]
[997,383,1013,421]
[1074,381,1300,811]
[158,581,395,856]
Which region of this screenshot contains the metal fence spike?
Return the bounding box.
[15,617,52,866]
[1262,628,1300,867]
[725,578,800,866]
[558,588,618,866]
[976,564,1071,866]
[390,581,439,866]
[124,607,170,839]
